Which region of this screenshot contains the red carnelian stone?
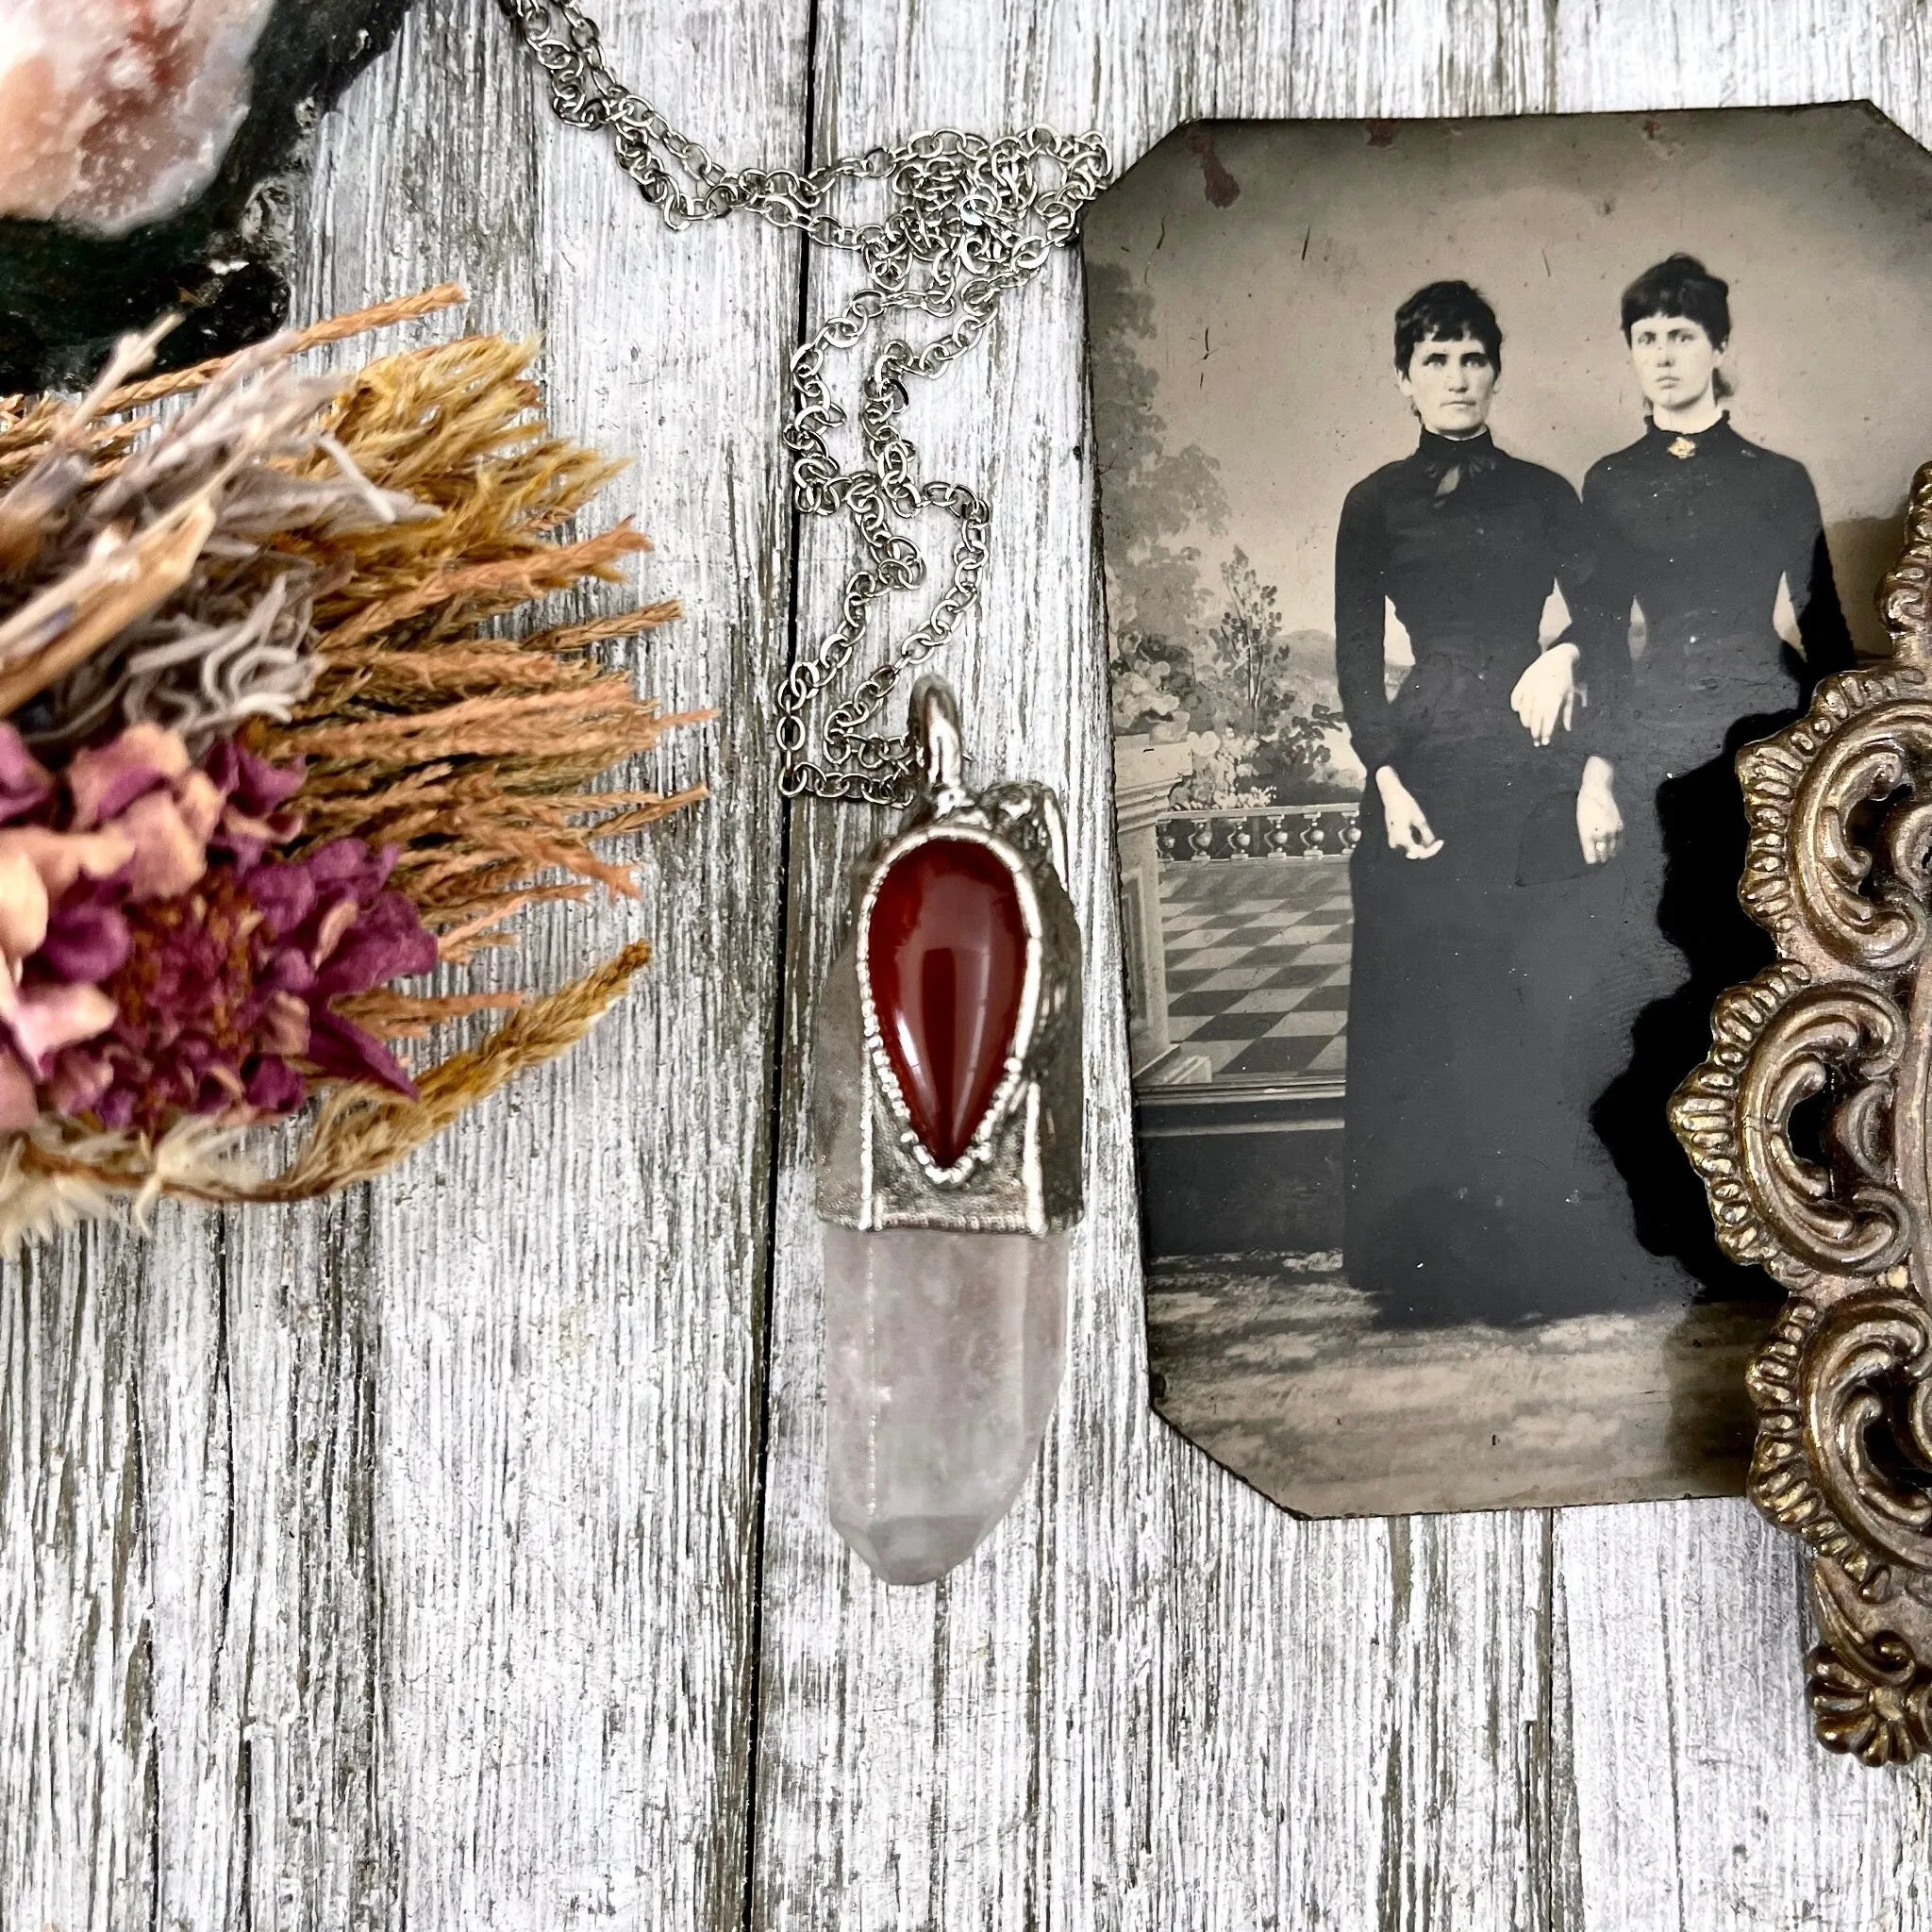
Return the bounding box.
[867,837,1027,1167]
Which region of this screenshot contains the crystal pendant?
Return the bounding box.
[813,677,1083,1586]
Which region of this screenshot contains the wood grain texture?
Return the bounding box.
[756,4,1932,1930]
[292,1,810,1923]
[2,1,808,1924]
[755,8,1563,1927]
[1546,16,1932,1931]
[7,1,1932,1926]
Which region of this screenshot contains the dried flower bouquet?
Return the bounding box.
[0,285,698,1246]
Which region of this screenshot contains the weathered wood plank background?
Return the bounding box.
[4,0,1931,1924]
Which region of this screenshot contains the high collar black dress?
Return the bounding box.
[1334,429,1668,1324]
[1336,425,1616,818]
[1583,413,1853,1298]
[1582,413,1853,768]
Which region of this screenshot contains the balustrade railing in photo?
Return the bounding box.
[1156,804,1360,861]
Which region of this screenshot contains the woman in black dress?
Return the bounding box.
[1337,281,1644,1326]
[1586,255,1856,1294]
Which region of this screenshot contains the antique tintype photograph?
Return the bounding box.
[1088,105,1932,1514]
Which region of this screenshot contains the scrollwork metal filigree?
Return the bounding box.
[1807,1559,1932,1767]
[1672,460,1932,1765]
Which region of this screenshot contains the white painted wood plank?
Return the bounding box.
[291,0,809,1923]
[139,14,556,1921]
[1546,8,1932,1929]
[217,1199,393,1925]
[134,1222,243,1924]
[5,0,808,1921]
[0,1226,158,1931]
[0,1172,391,1927]
[754,4,1932,1929]
[754,4,1573,1929]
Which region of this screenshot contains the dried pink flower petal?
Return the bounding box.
[50,828,436,1135]
[2,724,439,1137]
[0,824,137,902]
[243,1057,304,1114]
[116,787,211,900]
[67,720,191,830]
[258,989,309,1058]
[0,848,50,963]
[173,770,225,846]
[207,742,306,865]
[44,1046,113,1117]
[312,888,436,996]
[38,892,130,983]
[1,979,117,1078]
[204,740,303,815]
[0,1054,40,1130]
[0,731,55,824]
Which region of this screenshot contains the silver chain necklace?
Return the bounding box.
[500,1,1097,1587]
[499,0,1108,803]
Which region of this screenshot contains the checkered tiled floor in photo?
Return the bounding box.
[1158,858,1352,1082]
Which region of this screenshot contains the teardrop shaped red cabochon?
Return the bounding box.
[866,836,1028,1167]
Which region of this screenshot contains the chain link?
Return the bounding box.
[497,0,1108,804]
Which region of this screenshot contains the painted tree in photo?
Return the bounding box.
[1200,549,1348,803]
[1089,261,1227,737]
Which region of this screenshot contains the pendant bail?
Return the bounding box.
[910,675,972,815]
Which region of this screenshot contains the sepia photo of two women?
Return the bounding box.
[1338,255,1852,1329]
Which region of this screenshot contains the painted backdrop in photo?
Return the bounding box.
[1089,105,1932,673]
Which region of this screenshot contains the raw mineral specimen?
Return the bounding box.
[0,0,279,237]
[0,0,418,392]
[811,677,1082,1586]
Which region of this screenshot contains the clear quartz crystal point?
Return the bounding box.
[824,1224,1068,1585]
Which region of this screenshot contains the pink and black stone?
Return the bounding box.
[0,0,419,392]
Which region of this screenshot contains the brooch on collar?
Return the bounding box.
[1668,434,1699,459]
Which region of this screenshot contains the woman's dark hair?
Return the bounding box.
[1620,254,1731,349]
[1393,281,1503,376]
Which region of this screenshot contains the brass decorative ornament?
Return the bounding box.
[1672,463,1932,1767]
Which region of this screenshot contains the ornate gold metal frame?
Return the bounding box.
[1672,465,1932,1767]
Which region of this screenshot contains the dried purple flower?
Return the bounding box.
[0,713,434,1135]
[49,834,438,1138]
